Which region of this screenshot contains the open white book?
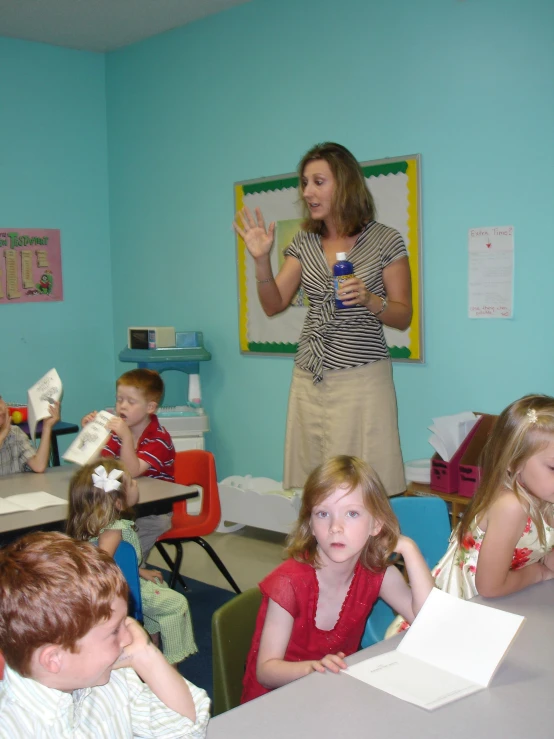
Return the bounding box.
[62,410,116,466]
[27,368,63,441]
[0,492,67,516]
[344,588,524,711]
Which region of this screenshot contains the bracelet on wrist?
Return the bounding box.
[367,295,388,316]
[256,276,275,284]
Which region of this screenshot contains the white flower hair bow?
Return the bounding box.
[527,408,538,424]
[92,465,124,493]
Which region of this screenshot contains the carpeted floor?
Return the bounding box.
[158,571,236,700]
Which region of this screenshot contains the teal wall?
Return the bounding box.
[0,37,114,457]
[3,0,554,479]
[106,0,554,479]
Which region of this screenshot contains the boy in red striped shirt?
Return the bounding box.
[82,369,175,559]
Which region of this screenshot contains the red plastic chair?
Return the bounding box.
[155,450,241,594]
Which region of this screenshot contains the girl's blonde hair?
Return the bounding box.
[66,458,134,541]
[298,142,376,238]
[458,394,554,547]
[286,456,400,572]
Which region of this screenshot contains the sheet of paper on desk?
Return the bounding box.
[62,410,115,466]
[27,368,63,441]
[344,588,525,710]
[0,492,66,515]
[344,652,483,710]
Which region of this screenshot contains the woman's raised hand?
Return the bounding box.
[233,206,275,259]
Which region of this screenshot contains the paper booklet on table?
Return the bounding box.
[27,368,63,442]
[62,410,116,466]
[0,492,67,516]
[344,587,525,711]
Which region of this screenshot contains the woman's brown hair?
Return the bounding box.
[298,142,376,237]
[286,455,400,572]
[66,457,134,541]
[458,395,554,547]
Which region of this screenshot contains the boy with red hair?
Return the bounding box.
[82,368,175,559]
[0,532,209,738]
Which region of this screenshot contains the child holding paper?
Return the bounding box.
[82,369,175,559]
[0,396,60,476]
[0,532,209,738]
[388,394,554,636]
[240,455,434,703]
[66,459,197,665]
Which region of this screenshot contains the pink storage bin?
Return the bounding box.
[430,415,485,494]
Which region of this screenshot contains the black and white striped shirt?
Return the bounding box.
[285,221,407,383]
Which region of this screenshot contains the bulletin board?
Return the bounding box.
[235,155,423,361]
[0,229,63,304]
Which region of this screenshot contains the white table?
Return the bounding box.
[207,581,554,739]
[0,466,196,542]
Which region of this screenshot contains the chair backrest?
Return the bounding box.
[113,540,143,622]
[211,587,262,716]
[361,495,450,648]
[390,496,451,569]
[172,450,221,533]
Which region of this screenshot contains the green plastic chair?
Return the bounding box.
[211,587,262,716]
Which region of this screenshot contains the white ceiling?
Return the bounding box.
[0,0,253,53]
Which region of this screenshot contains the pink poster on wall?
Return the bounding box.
[0,229,63,304]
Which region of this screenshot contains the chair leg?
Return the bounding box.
[169,542,184,590]
[155,542,189,592]
[192,537,242,593]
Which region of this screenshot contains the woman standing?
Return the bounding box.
[233,142,411,494]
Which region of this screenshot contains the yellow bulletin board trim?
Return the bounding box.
[235,184,249,352]
[406,157,422,360]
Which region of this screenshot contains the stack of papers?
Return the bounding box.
[27,368,63,441]
[0,492,66,516]
[344,588,524,710]
[428,412,478,462]
[63,410,115,466]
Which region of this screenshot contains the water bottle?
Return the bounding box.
[333,252,355,309]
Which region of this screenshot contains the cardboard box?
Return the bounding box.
[458,414,498,498]
[430,416,484,494]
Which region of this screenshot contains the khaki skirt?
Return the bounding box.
[283,359,406,496]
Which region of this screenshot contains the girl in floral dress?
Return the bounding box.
[388,394,554,636]
[67,459,197,665]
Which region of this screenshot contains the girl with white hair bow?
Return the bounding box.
[67,459,197,665]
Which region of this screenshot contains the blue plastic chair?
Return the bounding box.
[361,495,450,648]
[113,540,143,622]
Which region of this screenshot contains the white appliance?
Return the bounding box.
[127,326,175,350]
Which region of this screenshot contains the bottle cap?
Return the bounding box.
[336,252,347,261]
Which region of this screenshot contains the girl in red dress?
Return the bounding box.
[241,455,434,703]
